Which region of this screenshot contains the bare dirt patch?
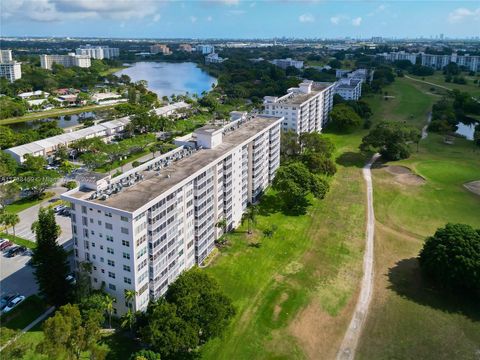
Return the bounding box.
[386,166,425,186]
[273,292,289,321]
[464,180,480,196]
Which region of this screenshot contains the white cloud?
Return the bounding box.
[153,14,161,22]
[1,0,160,22]
[299,13,315,23]
[352,17,362,26]
[330,16,341,25]
[190,15,197,23]
[448,7,480,24]
[207,15,213,21]
[368,4,386,17]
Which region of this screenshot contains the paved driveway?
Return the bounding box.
[0,249,38,298]
[12,187,72,246]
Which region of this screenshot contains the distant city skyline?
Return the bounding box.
[0,0,479,39]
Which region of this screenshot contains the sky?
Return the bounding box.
[0,0,479,39]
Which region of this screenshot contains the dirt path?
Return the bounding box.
[404,75,452,91]
[422,112,432,139]
[336,153,380,360]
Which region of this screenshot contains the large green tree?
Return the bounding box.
[419,223,480,296]
[140,299,198,359]
[18,170,58,198]
[31,207,72,306]
[360,121,421,161]
[39,303,107,360]
[329,103,363,133]
[164,268,236,344]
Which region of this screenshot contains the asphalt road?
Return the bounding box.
[11,187,72,246]
[336,153,380,360]
[0,249,38,299]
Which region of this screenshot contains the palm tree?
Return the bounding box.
[7,213,20,237]
[124,289,137,309]
[242,205,258,235]
[216,218,228,235]
[121,309,136,333]
[103,294,116,329]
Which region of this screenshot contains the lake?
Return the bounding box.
[9,111,100,131]
[456,122,478,140]
[114,62,217,98]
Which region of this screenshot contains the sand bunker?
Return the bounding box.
[464,181,480,196]
[386,166,426,186]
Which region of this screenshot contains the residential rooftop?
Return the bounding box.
[65,115,282,213]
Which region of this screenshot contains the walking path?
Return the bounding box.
[0,306,55,352]
[422,112,432,139]
[336,153,380,360]
[404,75,452,91]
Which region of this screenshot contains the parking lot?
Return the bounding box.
[0,248,38,299]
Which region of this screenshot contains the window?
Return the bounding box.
[100,257,104,263]
[122,240,130,247]
[123,265,131,272]
[90,218,93,223]
[107,260,115,267]
[121,216,128,222]
[124,277,132,284]
[105,223,113,230]
[93,278,97,283]
[123,252,130,260]
[97,220,102,225]
[105,212,112,218]
[107,247,114,254]
[121,227,129,234]
[108,283,116,291]
[108,272,115,279]
[82,206,87,214]
[106,235,113,242]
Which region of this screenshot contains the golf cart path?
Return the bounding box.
[336,153,380,360]
[404,75,452,91]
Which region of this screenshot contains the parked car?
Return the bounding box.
[54,205,66,213]
[0,294,18,311]
[66,274,76,285]
[5,246,26,258]
[60,207,71,216]
[0,238,8,245]
[2,295,25,313]
[0,241,13,251]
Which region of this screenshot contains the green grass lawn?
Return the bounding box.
[0,295,49,346]
[356,76,480,360]
[3,192,55,214]
[201,130,368,359]
[407,71,480,97]
[0,233,36,249]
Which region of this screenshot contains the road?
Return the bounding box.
[336,153,380,360]
[11,186,72,246]
[404,75,452,91]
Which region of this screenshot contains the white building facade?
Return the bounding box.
[76,45,120,59]
[269,58,304,69]
[421,53,480,72]
[378,51,418,65]
[0,62,22,83]
[263,80,335,133]
[196,45,215,55]
[61,115,282,315]
[334,78,362,100]
[0,49,22,82]
[40,54,91,70]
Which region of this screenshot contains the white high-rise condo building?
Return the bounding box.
[76,45,120,60]
[40,54,91,70]
[334,78,362,100]
[0,49,21,82]
[0,49,13,63]
[378,51,418,65]
[0,62,22,83]
[263,80,335,133]
[61,113,282,315]
[421,53,480,72]
[196,45,215,55]
[269,58,304,69]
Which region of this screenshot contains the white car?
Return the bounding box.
[54,205,66,213]
[2,295,25,313]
